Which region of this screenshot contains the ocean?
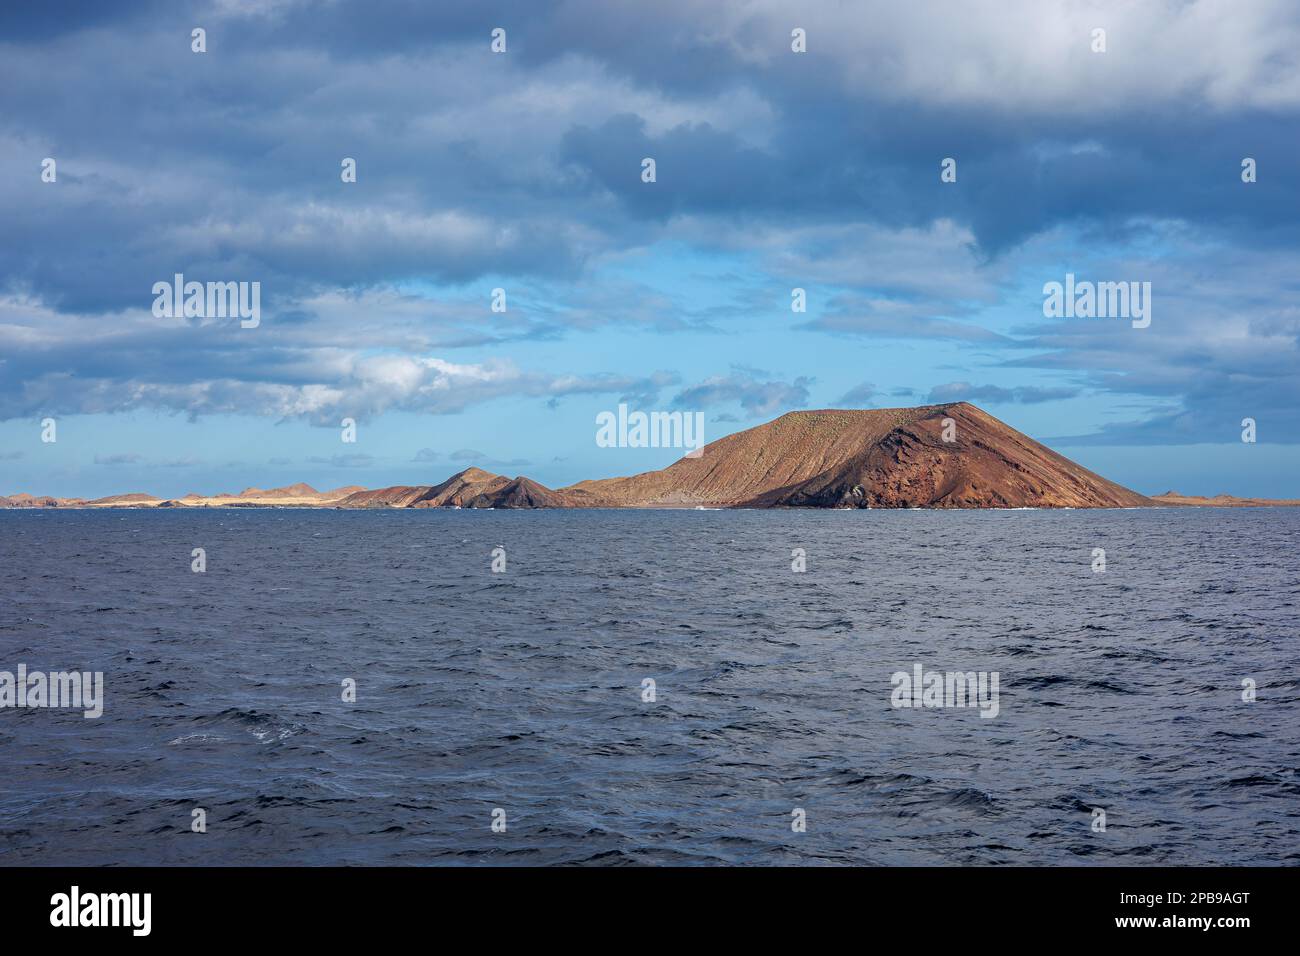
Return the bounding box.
[1,507,1297,865]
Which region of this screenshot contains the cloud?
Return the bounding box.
[307,453,375,468]
[811,301,1010,342]
[0,295,683,422]
[93,452,143,465]
[689,220,1016,342]
[4,1,1295,327]
[926,382,1081,405]
[0,0,1297,457]
[837,382,878,406]
[1011,239,1300,443]
[672,367,812,418]
[449,448,532,469]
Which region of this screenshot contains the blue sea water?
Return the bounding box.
[0,507,1297,865]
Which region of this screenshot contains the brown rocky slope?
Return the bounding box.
[563,403,1151,508]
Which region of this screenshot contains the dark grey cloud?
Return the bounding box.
[4,0,1296,319]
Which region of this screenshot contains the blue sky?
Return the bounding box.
[2,0,1299,498]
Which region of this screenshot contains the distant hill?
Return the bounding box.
[0,493,86,508]
[248,482,317,499]
[86,492,159,505]
[1151,491,1300,507]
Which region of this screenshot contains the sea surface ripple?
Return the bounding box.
[1,507,1297,865]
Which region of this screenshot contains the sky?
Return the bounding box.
[2,0,1299,499]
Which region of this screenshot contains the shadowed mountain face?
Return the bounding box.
[3,404,1159,509]
[323,467,552,509]
[331,485,433,509]
[328,467,583,509]
[412,467,510,508]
